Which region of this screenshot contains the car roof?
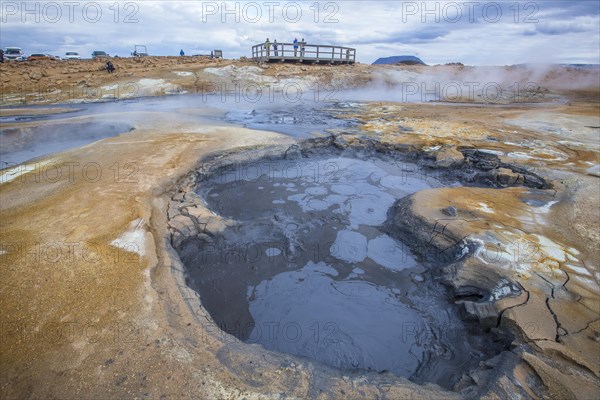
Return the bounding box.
[31,53,46,56]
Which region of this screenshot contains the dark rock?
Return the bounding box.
[453,374,476,392]
[442,206,458,217]
[477,167,525,187]
[443,257,506,296]
[284,144,302,160]
[333,135,349,149]
[386,196,464,263]
[523,172,548,189]
[463,150,501,171]
[462,301,499,328]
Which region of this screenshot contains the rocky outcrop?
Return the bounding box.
[385,184,600,399]
[435,145,465,168]
[167,176,236,249]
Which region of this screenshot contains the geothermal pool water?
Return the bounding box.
[180,155,505,388]
[0,96,359,168]
[0,121,134,166]
[223,101,360,136]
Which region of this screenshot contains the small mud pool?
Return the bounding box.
[224,101,361,137]
[178,154,507,388]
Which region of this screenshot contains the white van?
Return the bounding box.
[64,52,81,60]
[5,47,25,61]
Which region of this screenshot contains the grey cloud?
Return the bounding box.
[348,27,448,46]
[538,1,599,18]
[534,23,589,35]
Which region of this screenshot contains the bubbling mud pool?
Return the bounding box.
[178,152,509,388]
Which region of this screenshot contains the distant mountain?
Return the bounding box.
[372,55,426,65]
[564,64,600,69]
[512,63,600,70]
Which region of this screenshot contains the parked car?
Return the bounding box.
[64,52,81,60]
[4,47,25,61]
[92,51,109,59]
[28,53,59,61]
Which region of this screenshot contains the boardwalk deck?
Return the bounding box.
[252,42,356,64]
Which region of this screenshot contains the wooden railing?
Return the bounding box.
[251,42,356,64]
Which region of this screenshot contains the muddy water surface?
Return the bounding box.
[181,155,506,388]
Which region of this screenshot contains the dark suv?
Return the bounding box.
[92,51,109,59]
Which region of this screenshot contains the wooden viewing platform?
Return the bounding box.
[252,42,356,64]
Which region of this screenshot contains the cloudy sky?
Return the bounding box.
[1,0,599,65]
